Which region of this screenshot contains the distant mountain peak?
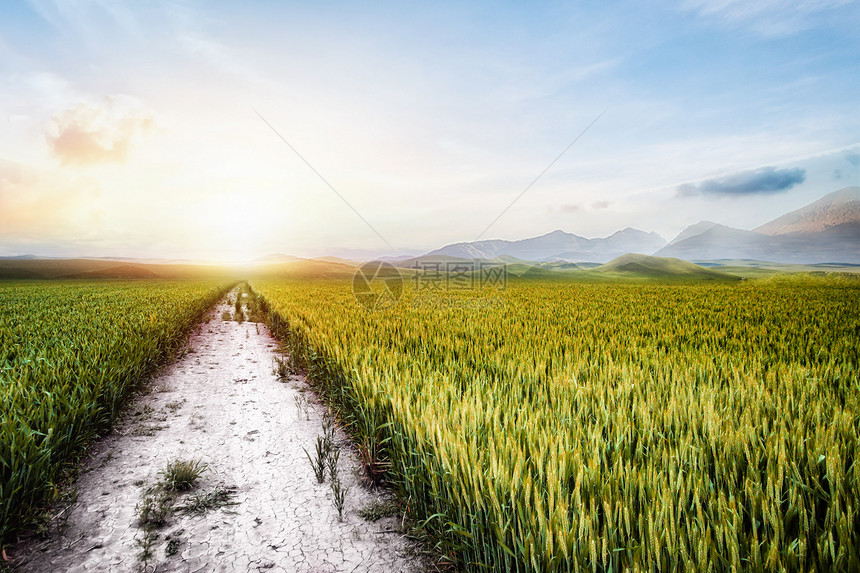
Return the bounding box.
[824,186,860,203]
[609,227,666,241]
[754,186,860,236]
[667,221,722,245]
[657,188,860,263]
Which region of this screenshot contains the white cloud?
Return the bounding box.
[46,97,154,165]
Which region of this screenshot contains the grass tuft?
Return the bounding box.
[357,500,400,522]
[178,486,238,515]
[160,459,207,492]
[304,436,328,484]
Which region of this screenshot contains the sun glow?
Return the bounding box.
[194,194,284,264]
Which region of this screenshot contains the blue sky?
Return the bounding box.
[0,0,858,261]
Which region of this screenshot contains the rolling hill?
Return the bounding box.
[0,258,235,280]
[248,258,357,278]
[593,254,740,281]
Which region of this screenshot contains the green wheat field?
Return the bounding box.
[2,273,857,571]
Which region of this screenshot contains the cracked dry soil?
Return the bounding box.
[16,294,425,573]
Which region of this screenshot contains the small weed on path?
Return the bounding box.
[326,448,340,483]
[134,459,209,567]
[178,486,238,515]
[303,416,352,521]
[294,394,310,419]
[357,500,399,522]
[304,437,328,484]
[234,295,245,323]
[161,459,207,492]
[330,475,348,522]
[136,489,173,530]
[165,399,184,413]
[135,530,158,569]
[327,447,349,521]
[164,529,184,557]
[273,356,293,380]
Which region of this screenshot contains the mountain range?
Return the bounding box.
[426,228,668,263]
[424,187,860,264]
[6,188,855,269]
